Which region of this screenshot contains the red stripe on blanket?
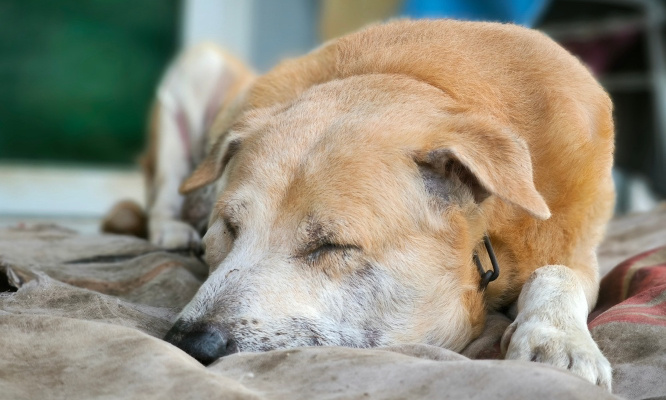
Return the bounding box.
[627,266,666,298]
[589,246,666,329]
[590,247,665,321]
[589,286,666,328]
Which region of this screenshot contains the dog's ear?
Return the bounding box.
[179,135,241,194]
[418,115,551,220]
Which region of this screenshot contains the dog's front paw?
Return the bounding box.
[149,218,202,251]
[501,318,612,391]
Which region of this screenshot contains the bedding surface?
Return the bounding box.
[1,205,665,399]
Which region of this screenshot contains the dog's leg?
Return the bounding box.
[147,44,248,250]
[500,264,612,390]
[147,94,201,250]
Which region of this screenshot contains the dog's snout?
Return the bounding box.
[164,322,238,365]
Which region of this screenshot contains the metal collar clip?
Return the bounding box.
[473,235,500,290]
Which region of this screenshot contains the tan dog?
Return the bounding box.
[129,20,615,389]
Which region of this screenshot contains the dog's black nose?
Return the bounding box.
[164,322,238,365]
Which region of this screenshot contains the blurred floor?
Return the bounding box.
[0,216,102,235]
[0,164,144,234]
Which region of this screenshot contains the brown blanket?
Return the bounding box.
[1,205,665,399]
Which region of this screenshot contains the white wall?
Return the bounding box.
[0,165,143,217]
[181,0,319,71]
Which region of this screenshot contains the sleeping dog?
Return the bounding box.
[115,20,615,390]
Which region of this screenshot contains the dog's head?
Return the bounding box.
[164,73,549,365]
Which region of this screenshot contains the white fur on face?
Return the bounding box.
[178,230,415,351]
[175,173,477,353]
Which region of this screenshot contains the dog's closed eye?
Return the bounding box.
[309,243,359,257]
[223,218,238,240]
[303,242,362,268]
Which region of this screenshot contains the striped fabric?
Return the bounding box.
[590,246,666,328]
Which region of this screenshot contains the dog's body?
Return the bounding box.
[122,20,614,389]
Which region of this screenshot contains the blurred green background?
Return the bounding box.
[0,0,179,165]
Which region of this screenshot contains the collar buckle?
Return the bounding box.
[473,235,500,290]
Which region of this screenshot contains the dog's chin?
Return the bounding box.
[228,321,387,353]
[231,333,340,353]
[235,338,375,353]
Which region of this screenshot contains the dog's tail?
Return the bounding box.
[101,200,147,239]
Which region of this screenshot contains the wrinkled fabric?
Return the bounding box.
[0,314,613,400]
[590,246,666,400]
[0,205,665,399]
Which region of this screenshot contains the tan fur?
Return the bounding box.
[100,200,147,238]
[162,20,613,388]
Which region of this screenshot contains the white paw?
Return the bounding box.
[501,318,612,391]
[149,218,202,251]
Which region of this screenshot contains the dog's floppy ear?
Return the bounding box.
[418,115,551,220]
[179,134,241,194]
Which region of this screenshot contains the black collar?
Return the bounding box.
[473,235,500,290]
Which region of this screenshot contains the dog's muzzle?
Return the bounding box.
[164,321,238,365]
